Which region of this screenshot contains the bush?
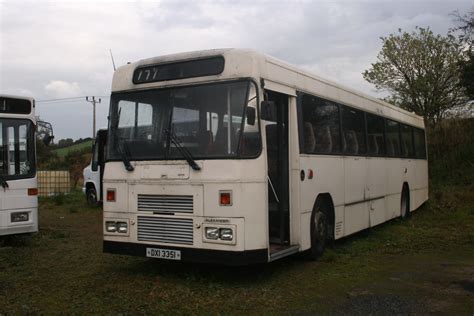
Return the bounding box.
[428,118,474,186]
[64,148,91,188]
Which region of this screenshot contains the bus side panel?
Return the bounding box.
[385,159,404,220]
[367,157,387,227]
[343,157,369,236]
[289,95,302,249]
[403,159,416,210]
[412,159,429,211]
[298,155,344,251]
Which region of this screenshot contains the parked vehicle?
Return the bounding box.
[83,129,107,205]
[102,49,428,264]
[0,94,53,236]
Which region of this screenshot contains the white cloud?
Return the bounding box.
[1,0,472,139]
[44,80,83,98]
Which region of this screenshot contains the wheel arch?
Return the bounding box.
[85,181,96,192]
[313,193,335,240]
[402,181,411,212]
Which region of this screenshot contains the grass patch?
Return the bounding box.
[1,120,473,313]
[53,140,93,158]
[0,184,473,314]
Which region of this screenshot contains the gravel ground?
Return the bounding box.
[333,294,419,315]
[294,250,474,315]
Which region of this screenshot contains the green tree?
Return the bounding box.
[64,148,91,188]
[363,27,467,126]
[459,53,474,100]
[451,9,473,48]
[57,138,74,148]
[451,9,474,99]
[36,140,61,170]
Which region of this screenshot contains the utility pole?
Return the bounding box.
[86,96,101,138]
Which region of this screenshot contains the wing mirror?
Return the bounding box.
[246,107,256,125]
[260,100,276,121]
[43,135,54,146]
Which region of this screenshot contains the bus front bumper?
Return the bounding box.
[0,207,38,236]
[103,240,268,265]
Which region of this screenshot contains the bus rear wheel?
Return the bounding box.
[86,187,98,206]
[308,202,328,260]
[400,185,410,219]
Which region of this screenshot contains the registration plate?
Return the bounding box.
[146,248,181,260]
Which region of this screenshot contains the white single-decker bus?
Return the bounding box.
[0,95,39,236]
[102,49,428,264]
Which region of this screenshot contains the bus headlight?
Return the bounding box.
[219,228,233,241]
[117,222,128,233]
[105,221,117,232]
[205,227,219,240]
[204,226,234,243]
[106,221,128,233]
[11,212,29,222]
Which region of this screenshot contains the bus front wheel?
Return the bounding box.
[308,201,329,260]
[86,187,98,206]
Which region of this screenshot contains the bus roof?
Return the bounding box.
[111,48,424,128]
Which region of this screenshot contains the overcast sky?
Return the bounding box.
[1,0,472,140]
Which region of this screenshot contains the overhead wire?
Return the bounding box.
[36,95,109,103]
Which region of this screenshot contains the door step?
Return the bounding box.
[269,244,299,262]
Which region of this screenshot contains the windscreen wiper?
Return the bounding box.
[119,141,135,172]
[111,108,134,172]
[164,129,201,171]
[0,176,9,191]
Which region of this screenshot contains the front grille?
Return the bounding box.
[137,216,193,245]
[137,194,193,214]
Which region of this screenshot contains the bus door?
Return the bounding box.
[263,90,290,250]
[0,119,36,218]
[96,130,107,200]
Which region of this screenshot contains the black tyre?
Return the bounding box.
[86,187,98,206]
[400,185,410,219]
[308,201,329,260]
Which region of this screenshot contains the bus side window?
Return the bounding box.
[301,94,341,154]
[341,106,366,155]
[0,121,6,175]
[91,144,99,171]
[303,122,316,153]
[343,130,358,154]
[366,113,385,156]
[401,124,414,158]
[368,135,378,155]
[414,128,426,159]
[386,119,401,157]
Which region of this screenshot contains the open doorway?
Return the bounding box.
[265,90,290,254]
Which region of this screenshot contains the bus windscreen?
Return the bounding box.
[108,80,260,163]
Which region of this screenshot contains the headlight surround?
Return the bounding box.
[205,227,219,240]
[203,226,235,243]
[106,221,128,234]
